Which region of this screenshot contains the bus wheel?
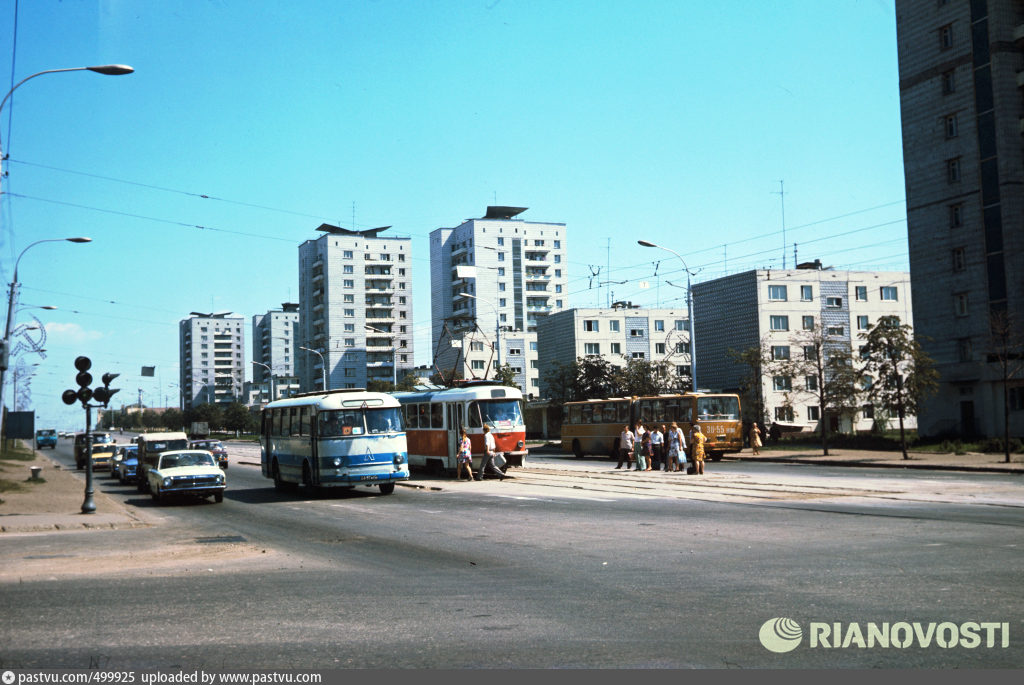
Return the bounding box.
[272,461,294,492]
[709,452,723,462]
[572,439,584,459]
[609,439,620,461]
[302,461,314,488]
[379,483,396,495]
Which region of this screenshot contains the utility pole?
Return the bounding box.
[774,180,787,269]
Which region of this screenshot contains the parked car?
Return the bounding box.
[115,446,139,484]
[147,450,225,503]
[35,429,58,450]
[74,432,118,470]
[188,439,228,469]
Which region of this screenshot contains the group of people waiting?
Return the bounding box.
[615,421,706,475]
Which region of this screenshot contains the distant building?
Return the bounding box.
[896,0,1024,437]
[430,207,567,396]
[535,304,692,399]
[692,266,913,432]
[179,312,246,409]
[297,224,414,391]
[252,303,301,403]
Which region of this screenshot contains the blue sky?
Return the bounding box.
[0,0,907,430]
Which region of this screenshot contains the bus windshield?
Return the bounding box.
[470,399,523,428]
[696,396,740,420]
[319,407,404,437]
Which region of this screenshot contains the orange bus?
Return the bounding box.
[560,393,743,461]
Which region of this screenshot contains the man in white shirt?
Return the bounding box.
[476,424,506,481]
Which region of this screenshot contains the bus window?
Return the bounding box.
[468,402,482,428]
[593,405,604,423]
[299,407,311,436]
[319,409,364,437]
[569,404,581,424]
[475,399,523,426]
[652,399,666,423]
[582,404,594,424]
[366,407,403,433]
[418,404,430,428]
[617,401,630,424]
[457,403,464,431]
[403,404,418,429]
[697,396,740,420]
[290,407,302,436]
[431,403,444,429]
[274,409,285,437]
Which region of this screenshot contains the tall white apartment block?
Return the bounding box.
[297,225,413,391]
[430,207,567,397]
[179,312,246,409]
[692,265,913,432]
[252,303,301,402]
[535,305,692,398]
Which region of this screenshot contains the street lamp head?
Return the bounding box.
[457,292,474,299]
[87,65,134,76]
[66,237,92,243]
[638,240,659,248]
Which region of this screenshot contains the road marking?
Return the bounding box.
[493,495,541,501]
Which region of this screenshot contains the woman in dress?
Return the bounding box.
[456,428,475,481]
[692,423,707,475]
[750,422,763,455]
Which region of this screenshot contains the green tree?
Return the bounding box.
[142,409,162,429]
[192,403,224,431]
[161,408,184,431]
[614,357,685,397]
[494,363,520,388]
[987,310,1024,463]
[728,340,770,426]
[542,360,579,404]
[767,324,861,456]
[366,379,394,393]
[575,356,618,400]
[859,316,939,460]
[223,402,255,434]
[396,373,420,391]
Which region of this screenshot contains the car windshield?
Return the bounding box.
[470,400,524,428]
[92,435,113,444]
[38,430,55,437]
[160,452,215,469]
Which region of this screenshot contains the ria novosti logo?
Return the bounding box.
[759,618,1010,652]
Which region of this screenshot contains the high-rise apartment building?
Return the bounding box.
[896,0,1024,437]
[297,224,413,391]
[692,266,913,432]
[179,312,246,409]
[252,303,300,403]
[430,207,568,397]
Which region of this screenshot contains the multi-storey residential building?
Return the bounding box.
[179,313,246,409]
[535,304,692,398]
[297,224,413,391]
[692,266,913,432]
[252,303,300,403]
[430,207,567,396]
[896,0,1024,438]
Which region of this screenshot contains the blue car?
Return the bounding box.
[35,429,57,450]
[115,446,139,484]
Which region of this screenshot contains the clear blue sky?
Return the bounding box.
[0,0,907,430]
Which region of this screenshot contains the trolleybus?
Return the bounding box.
[260,389,409,495]
[393,381,527,474]
[561,392,743,461]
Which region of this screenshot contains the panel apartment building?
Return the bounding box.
[535,305,692,399]
[179,312,246,409]
[692,266,913,432]
[252,303,301,403]
[430,207,568,397]
[297,225,413,391]
[896,0,1024,437]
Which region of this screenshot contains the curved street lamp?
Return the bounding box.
[299,347,328,391]
[638,240,699,392]
[252,361,275,404]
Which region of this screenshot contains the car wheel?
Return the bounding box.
[151,485,161,502]
[214,491,224,503]
[379,483,396,496]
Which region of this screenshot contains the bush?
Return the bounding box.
[978,437,1024,454]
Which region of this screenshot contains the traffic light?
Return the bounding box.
[74,357,93,403]
[93,373,120,406]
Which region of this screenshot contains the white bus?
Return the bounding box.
[260,389,409,495]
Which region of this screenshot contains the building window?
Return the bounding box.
[631,352,645,360]
[957,338,972,362]
[610,320,621,332]
[610,343,621,354]
[800,285,813,301]
[947,157,961,183]
[857,315,869,330]
[584,343,600,355]
[771,346,791,361]
[508,347,522,355]
[554,255,561,263]
[944,114,958,139]
[470,341,484,351]
[497,237,504,246]
[939,23,952,49]
[343,279,354,288]
[498,253,505,262]
[770,315,789,331]
[530,341,538,351]
[768,285,788,301]
[827,326,844,336]
[343,250,353,259]
[499,298,507,307]
[655,343,666,354]
[344,368,355,378]
[630,329,644,337]
[653,320,664,331]
[952,247,966,272]
[344,324,355,332]
[954,292,969,317]
[855,286,867,301]
[674,320,685,331]
[775,407,794,422]
[859,345,870,360]
[676,342,689,354]
[880,286,898,301]
[949,203,964,228]
[942,70,955,94]
[583,320,599,332]
[826,296,843,308]
[676,365,691,377]
[862,404,875,419]
[344,338,354,347]
[807,406,820,421]
[803,346,817,361]
[1008,387,1024,411]
[802,315,815,331]
[344,309,354,317]
[471,360,485,370]
[343,265,353,274]
[343,294,354,303]
[773,376,792,391]
[806,375,818,391]
[498,282,506,292]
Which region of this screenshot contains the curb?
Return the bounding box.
[722,455,1024,475]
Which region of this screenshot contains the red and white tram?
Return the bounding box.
[393,381,527,474]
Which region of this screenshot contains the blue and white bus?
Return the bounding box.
[260,389,409,495]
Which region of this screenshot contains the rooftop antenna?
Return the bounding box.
[773,180,787,269]
[606,238,611,307]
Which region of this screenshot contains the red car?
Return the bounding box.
[188,439,229,469]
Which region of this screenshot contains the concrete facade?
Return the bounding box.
[897,0,1024,437]
[252,303,300,403]
[692,267,913,431]
[179,313,246,409]
[297,225,414,391]
[535,306,692,399]
[430,207,567,396]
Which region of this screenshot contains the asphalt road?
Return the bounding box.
[1,439,1022,669]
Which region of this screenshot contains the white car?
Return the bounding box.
[147,450,226,503]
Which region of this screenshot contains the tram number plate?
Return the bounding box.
[359,475,379,481]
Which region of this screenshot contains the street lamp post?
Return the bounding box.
[638,240,699,392]
[252,361,275,404]
[1,238,91,441]
[458,292,501,374]
[300,347,328,391]
[365,325,397,387]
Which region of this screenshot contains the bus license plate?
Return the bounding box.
[359,475,379,481]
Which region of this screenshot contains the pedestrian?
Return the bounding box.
[633,422,646,470]
[749,422,762,456]
[666,421,686,473]
[636,431,651,471]
[650,425,665,471]
[476,424,506,481]
[615,425,635,469]
[456,428,475,481]
[692,422,707,475]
